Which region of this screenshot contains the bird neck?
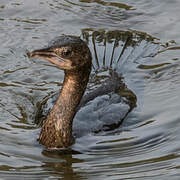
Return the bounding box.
[39,66,91,148]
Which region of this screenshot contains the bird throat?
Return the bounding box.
[38,67,91,148]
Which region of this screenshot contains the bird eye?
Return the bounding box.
[63,49,71,56]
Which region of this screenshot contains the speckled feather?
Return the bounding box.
[36,36,92,148]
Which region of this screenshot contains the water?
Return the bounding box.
[0,0,180,179]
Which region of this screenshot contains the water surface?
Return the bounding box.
[0,0,180,179]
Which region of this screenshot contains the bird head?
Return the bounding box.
[28,35,92,71]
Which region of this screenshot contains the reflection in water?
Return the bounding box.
[79,0,133,10]
[42,151,84,180]
[81,29,158,70]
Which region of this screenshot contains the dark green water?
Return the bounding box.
[0,0,180,179]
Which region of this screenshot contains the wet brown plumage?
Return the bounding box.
[29,35,92,148]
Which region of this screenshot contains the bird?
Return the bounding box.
[29,35,92,148]
[28,35,134,149]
